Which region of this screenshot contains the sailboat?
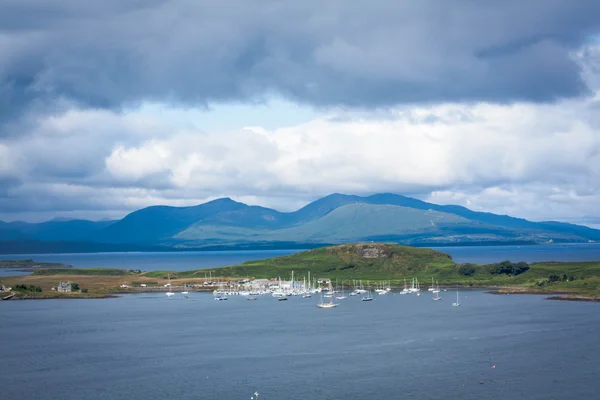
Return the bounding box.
[428,277,435,292]
[181,283,189,295]
[166,274,175,297]
[317,288,338,308]
[432,281,441,301]
[336,281,347,300]
[452,290,461,307]
[362,288,373,301]
[302,275,312,298]
[400,278,409,294]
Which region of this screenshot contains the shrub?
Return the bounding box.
[548,274,561,283]
[458,264,476,276]
[13,284,42,292]
[489,261,530,276]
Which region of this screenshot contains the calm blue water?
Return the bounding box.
[0,249,301,276]
[1,291,598,399]
[2,243,600,277]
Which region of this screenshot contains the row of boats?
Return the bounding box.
[161,273,462,307]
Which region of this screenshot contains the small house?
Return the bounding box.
[57,281,72,292]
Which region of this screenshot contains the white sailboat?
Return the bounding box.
[452,290,461,307]
[432,281,441,301]
[400,278,409,294]
[362,288,373,301]
[317,286,338,308]
[166,274,175,297]
[181,283,189,295]
[336,281,347,300]
[428,277,435,292]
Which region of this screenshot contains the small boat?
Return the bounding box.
[317,290,338,308]
[432,281,441,301]
[428,277,435,292]
[317,302,338,308]
[166,274,175,297]
[214,295,228,301]
[335,281,347,300]
[247,294,259,300]
[303,293,312,298]
[362,290,374,301]
[452,290,461,307]
[277,295,288,301]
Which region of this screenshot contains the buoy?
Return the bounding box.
[492,365,496,369]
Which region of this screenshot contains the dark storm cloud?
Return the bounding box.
[1,0,600,125]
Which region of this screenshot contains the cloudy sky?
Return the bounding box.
[2,1,600,226]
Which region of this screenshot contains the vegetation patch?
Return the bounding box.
[488,261,530,276]
[458,264,476,276]
[13,284,43,292]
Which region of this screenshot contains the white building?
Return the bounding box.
[57,282,72,292]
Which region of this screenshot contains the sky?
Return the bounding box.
[1,1,600,227]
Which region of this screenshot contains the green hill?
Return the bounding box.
[184,243,457,280]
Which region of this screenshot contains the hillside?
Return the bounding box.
[0,219,114,242]
[90,198,294,244]
[259,204,472,242]
[2,192,600,252]
[209,243,456,280]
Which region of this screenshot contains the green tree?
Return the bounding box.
[458,264,476,276]
[548,274,561,283]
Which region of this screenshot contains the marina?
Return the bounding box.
[208,275,444,304]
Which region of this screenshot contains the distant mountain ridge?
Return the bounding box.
[1,193,599,253]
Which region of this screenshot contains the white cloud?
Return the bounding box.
[1,44,600,223]
[105,142,171,181]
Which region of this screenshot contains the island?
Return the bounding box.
[1,244,599,301]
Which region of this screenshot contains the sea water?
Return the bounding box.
[0,291,598,399]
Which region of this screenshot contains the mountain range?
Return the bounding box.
[1,193,599,253]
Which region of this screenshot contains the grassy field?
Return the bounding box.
[2,243,599,300]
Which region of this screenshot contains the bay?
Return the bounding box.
[1,291,598,399]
